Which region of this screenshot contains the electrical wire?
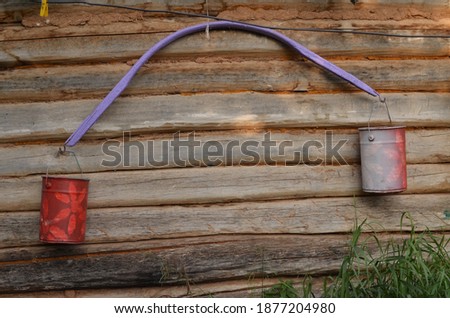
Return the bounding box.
[34,0,450,39]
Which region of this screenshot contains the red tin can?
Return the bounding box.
[40,176,89,243]
[358,126,407,193]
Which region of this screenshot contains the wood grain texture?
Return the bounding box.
[2,28,448,67]
[0,277,321,298]
[1,92,449,143]
[0,277,327,298]
[0,233,448,293]
[0,233,435,293]
[3,17,448,42]
[0,234,348,292]
[0,128,449,177]
[1,59,449,103]
[2,0,448,8]
[2,0,448,24]
[0,164,449,212]
[0,194,448,249]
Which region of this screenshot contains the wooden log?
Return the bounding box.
[0,194,448,250]
[0,276,326,298]
[0,58,450,103]
[0,92,449,144]
[3,16,449,42]
[0,234,226,263]
[0,164,448,212]
[217,3,450,21]
[0,233,447,293]
[2,0,447,8]
[0,233,423,293]
[1,230,448,274]
[2,0,448,24]
[0,128,449,177]
[2,0,448,10]
[0,234,349,292]
[1,59,449,103]
[2,28,448,67]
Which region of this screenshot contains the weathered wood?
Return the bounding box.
[2,28,448,67]
[0,128,449,177]
[0,276,326,298]
[2,0,447,7]
[0,233,433,293]
[0,279,270,298]
[2,0,448,8]
[0,194,448,249]
[2,0,448,24]
[0,234,348,292]
[1,233,447,293]
[1,59,449,103]
[0,234,228,263]
[0,164,448,212]
[3,17,449,42]
[217,3,450,21]
[1,92,449,143]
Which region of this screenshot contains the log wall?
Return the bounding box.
[0,0,449,297]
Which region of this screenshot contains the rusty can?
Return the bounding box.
[40,176,89,243]
[358,126,407,193]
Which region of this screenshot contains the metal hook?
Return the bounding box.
[58,145,67,156]
[57,146,84,177]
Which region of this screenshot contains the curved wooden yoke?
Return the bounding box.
[65,21,381,147]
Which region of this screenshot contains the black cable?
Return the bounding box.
[34,0,450,39]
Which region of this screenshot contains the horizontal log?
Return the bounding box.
[0,93,449,144]
[3,0,447,8]
[2,1,449,24]
[0,233,431,293]
[2,27,448,67]
[0,194,448,249]
[0,276,326,298]
[1,59,450,104]
[1,233,448,293]
[217,3,450,21]
[0,128,449,177]
[4,16,449,43]
[0,234,347,292]
[0,164,448,212]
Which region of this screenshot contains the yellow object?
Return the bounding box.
[40,0,48,17]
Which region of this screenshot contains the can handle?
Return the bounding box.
[54,146,84,177]
[367,96,393,141]
[65,21,382,147]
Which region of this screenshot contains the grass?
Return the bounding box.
[263,215,450,298]
[263,279,299,298]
